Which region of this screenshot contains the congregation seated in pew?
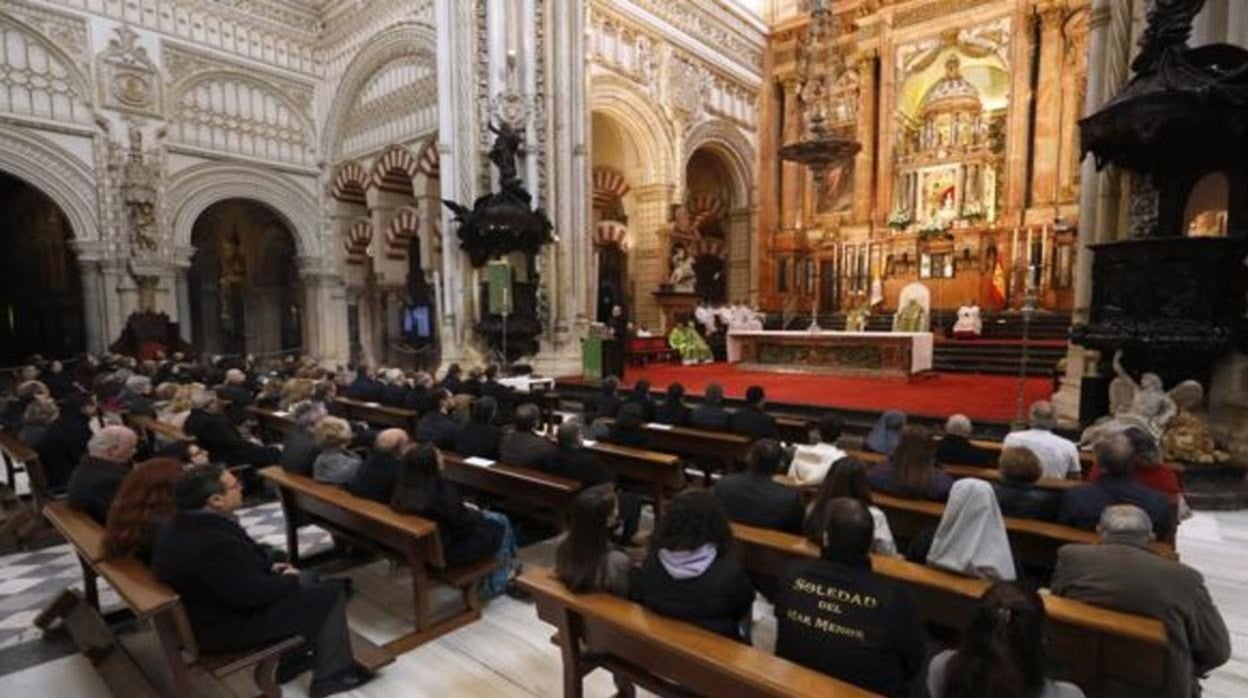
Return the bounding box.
[152,464,373,697]
[636,489,756,641]
[805,457,898,556]
[715,439,804,535]
[868,424,954,502]
[915,478,1017,581]
[728,385,779,441]
[415,388,458,449]
[281,399,328,475]
[38,392,101,492]
[1058,431,1175,538]
[603,401,650,449]
[926,582,1085,698]
[554,483,632,597]
[993,446,1063,521]
[500,403,555,467]
[865,409,906,456]
[583,375,624,425]
[311,416,362,486]
[653,381,691,427]
[102,457,183,563]
[390,443,518,598]
[67,425,139,523]
[788,414,848,485]
[540,420,615,487]
[934,413,993,468]
[689,382,732,431]
[1004,400,1082,479]
[184,390,279,471]
[1087,424,1184,500]
[347,428,409,503]
[622,379,656,422]
[775,497,927,696]
[1053,505,1229,698]
[453,395,503,459]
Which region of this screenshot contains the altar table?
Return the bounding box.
[726,330,934,378]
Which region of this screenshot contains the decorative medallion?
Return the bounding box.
[96,26,163,118]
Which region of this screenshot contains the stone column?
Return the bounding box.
[852,51,878,225]
[77,258,106,355]
[298,256,349,365]
[728,208,751,299]
[1004,4,1039,218]
[780,79,803,229]
[874,23,897,226]
[1030,2,1068,210]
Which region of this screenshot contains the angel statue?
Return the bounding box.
[1161,380,1230,465]
[668,245,696,293]
[1081,350,1180,445]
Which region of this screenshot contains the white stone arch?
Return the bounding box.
[590,76,677,185]
[683,119,754,208]
[321,21,438,160]
[168,163,320,258]
[0,124,98,240]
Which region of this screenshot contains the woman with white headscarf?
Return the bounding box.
[926,479,1016,581]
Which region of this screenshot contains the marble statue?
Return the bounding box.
[1081,350,1184,446]
[1161,380,1230,464]
[668,246,696,293]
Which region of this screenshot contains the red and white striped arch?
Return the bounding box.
[344,220,373,264]
[593,220,629,252]
[384,207,420,259]
[591,166,630,214]
[416,136,440,178]
[371,145,420,194]
[686,193,726,229]
[689,237,725,259]
[330,162,369,205]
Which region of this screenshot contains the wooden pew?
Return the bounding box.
[441,451,582,529]
[332,397,418,433]
[730,523,1169,698]
[869,491,1176,565]
[636,422,752,472]
[260,466,500,654]
[585,440,685,518]
[519,567,877,698]
[248,406,296,442]
[125,414,192,447]
[0,426,51,510]
[942,464,1082,492]
[41,499,396,696]
[774,415,813,444]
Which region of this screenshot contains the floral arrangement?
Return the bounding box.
[887,209,913,230]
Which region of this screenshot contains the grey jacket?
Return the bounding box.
[312,447,363,485]
[1051,542,1230,698]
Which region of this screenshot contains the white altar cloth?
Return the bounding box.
[726,330,934,374]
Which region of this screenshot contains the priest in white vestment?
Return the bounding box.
[952,299,983,339]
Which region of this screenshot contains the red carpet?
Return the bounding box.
[560,364,1054,424]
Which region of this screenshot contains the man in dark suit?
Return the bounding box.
[454,396,503,459]
[280,400,327,476]
[689,383,732,431]
[934,413,993,467]
[344,365,382,402]
[378,369,410,407]
[348,428,408,503]
[1058,432,1174,537]
[584,375,623,424]
[415,389,458,449]
[152,465,373,697]
[120,375,158,418]
[541,420,614,485]
[713,439,804,534]
[66,425,137,523]
[728,385,778,441]
[439,363,465,396]
[653,382,691,426]
[500,403,555,467]
[184,391,280,469]
[216,369,254,426]
[480,365,515,417]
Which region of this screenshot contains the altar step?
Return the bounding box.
[932,342,1068,377]
[767,311,1071,342]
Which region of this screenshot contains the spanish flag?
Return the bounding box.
[989,256,1007,309]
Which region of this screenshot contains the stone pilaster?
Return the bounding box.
[780,79,803,229]
[1029,2,1068,210]
[852,51,878,225]
[1003,3,1038,219]
[298,255,349,365]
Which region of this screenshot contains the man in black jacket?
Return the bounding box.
[541,421,614,485]
[280,400,327,476]
[415,389,458,449]
[584,375,623,424]
[378,368,410,407]
[344,365,382,403]
[348,429,408,503]
[66,426,137,523]
[728,385,778,441]
[775,498,926,696]
[479,365,515,417]
[934,413,992,467]
[689,383,732,431]
[454,396,503,459]
[216,369,253,426]
[152,465,372,697]
[184,391,279,468]
[500,403,555,467]
[713,439,804,534]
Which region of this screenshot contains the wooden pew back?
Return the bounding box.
[440,452,582,527]
[0,426,51,508]
[730,523,1168,697]
[332,397,418,433]
[519,568,878,697]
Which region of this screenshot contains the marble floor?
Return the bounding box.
[0,508,1242,697]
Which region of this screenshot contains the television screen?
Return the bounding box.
[402,305,432,339]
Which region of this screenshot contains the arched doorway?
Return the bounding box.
[590,112,642,322]
[188,199,302,358]
[685,147,737,304]
[0,172,85,364]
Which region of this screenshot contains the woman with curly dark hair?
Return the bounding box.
[103,458,185,561]
[635,489,755,641]
[927,581,1083,698]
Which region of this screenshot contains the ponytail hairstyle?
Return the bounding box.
[942,581,1050,698]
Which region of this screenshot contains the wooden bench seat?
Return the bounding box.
[0,426,51,508]
[332,397,419,433]
[585,440,685,518]
[441,451,583,528]
[259,466,500,654]
[730,523,1169,697]
[519,567,877,698]
[41,499,395,697]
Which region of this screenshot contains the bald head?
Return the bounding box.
[1098,504,1154,546]
[374,428,408,454]
[88,426,138,464]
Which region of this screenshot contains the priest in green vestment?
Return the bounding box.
[669,321,712,365]
[893,298,927,332]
